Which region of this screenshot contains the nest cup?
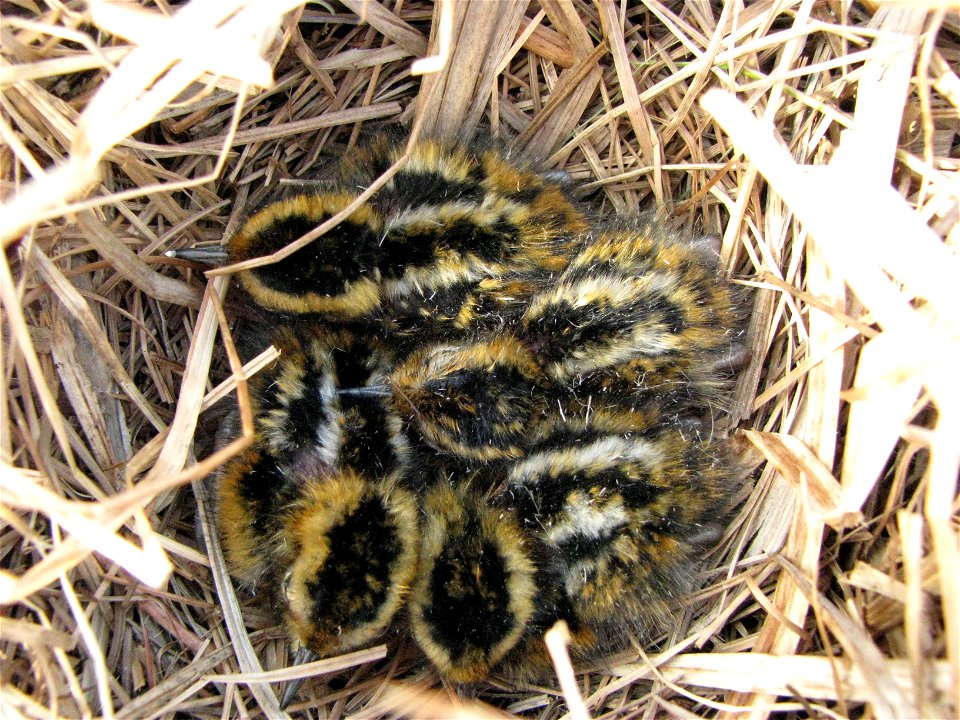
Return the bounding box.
[2,2,958,718]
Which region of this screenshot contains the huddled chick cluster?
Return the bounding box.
[208,136,744,684]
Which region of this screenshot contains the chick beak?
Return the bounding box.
[164,246,228,264]
[338,384,392,399]
[279,646,319,709]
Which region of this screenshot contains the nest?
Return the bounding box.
[2,1,958,718]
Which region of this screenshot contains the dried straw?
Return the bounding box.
[2,1,957,718]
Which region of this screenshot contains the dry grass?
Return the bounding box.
[2,1,958,718]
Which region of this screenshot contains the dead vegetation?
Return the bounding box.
[1,1,958,718]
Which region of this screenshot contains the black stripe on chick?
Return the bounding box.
[501,430,730,627]
[250,326,344,465]
[409,482,536,682]
[520,220,744,416]
[228,194,385,317]
[215,446,300,587]
[385,337,546,461]
[280,470,419,658]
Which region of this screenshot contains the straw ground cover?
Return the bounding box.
[2,1,957,718]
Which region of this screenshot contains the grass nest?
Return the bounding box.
[2,1,958,718]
